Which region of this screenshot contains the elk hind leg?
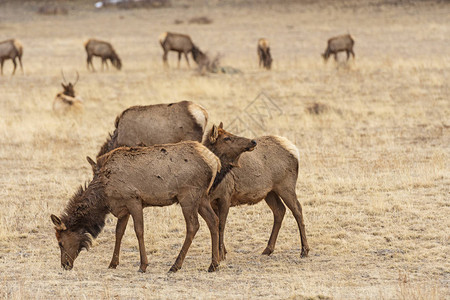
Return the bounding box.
[109,214,130,269]
[262,191,286,255]
[169,199,200,272]
[198,199,219,272]
[276,187,309,257]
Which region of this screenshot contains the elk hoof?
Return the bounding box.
[301,247,310,258]
[208,263,219,272]
[138,264,147,273]
[168,265,180,273]
[108,263,118,269]
[262,247,274,256]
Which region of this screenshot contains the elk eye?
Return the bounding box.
[223,137,231,141]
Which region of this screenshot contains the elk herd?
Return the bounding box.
[1,32,355,76]
[1,30,355,273]
[50,101,310,273]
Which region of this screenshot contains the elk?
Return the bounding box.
[51,142,223,273]
[84,39,122,71]
[0,39,23,75]
[97,101,208,158]
[159,32,204,68]
[322,34,355,62]
[257,38,272,70]
[95,101,208,270]
[52,71,83,113]
[203,123,309,261]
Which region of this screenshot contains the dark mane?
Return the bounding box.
[211,164,233,191]
[97,128,118,158]
[61,176,109,249]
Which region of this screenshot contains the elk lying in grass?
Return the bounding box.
[322,34,355,62]
[0,39,23,75]
[203,123,309,260]
[51,142,222,273]
[52,71,83,113]
[159,32,204,68]
[257,38,272,70]
[84,39,122,71]
[97,101,208,158]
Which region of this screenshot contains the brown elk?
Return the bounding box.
[0,39,23,75]
[203,123,309,261]
[159,32,204,68]
[84,39,122,71]
[322,34,355,62]
[97,101,208,158]
[95,101,209,269]
[52,71,83,113]
[51,142,223,273]
[257,38,272,70]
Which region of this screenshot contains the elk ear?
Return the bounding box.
[51,214,67,231]
[86,156,97,172]
[61,83,67,89]
[209,124,219,144]
[218,122,223,129]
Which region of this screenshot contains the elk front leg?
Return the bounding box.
[109,214,130,269]
[262,191,286,255]
[217,198,231,261]
[129,205,148,272]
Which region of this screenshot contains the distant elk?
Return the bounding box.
[203,123,309,261]
[52,71,83,113]
[257,38,272,70]
[159,32,204,68]
[0,39,23,75]
[84,39,122,71]
[322,34,355,62]
[51,142,224,273]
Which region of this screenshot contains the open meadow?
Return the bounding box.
[0,0,449,298]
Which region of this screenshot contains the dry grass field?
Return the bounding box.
[0,0,449,298]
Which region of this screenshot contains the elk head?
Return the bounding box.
[51,214,91,270]
[204,122,257,167]
[61,70,79,97]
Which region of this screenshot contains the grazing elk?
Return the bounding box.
[203,123,309,261]
[52,71,83,113]
[322,34,355,62]
[95,100,209,269]
[159,32,204,68]
[97,101,208,158]
[84,39,122,71]
[51,142,223,273]
[0,39,23,75]
[257,38,272,70]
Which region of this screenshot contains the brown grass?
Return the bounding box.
[0,0,449,299]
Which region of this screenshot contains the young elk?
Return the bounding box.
[322,34,355,62]
[0,39,23,75]
[52,71,83,113]
[203,123,309,261]
[97,101,208,158]
[257,38,272,70]
[159,32,204,68]
[84,39,122,71]
[51,142,223,273]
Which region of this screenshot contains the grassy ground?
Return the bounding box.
[0,0,449,299]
